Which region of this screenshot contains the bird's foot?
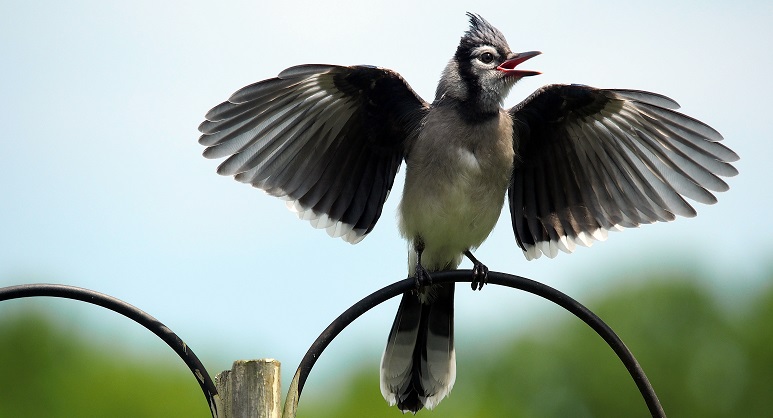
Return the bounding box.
[412,263,433,289]
[471,261,488,290]
[411,238,432,289]
[464,250,488,291]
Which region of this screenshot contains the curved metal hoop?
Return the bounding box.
[0,284,220,418]
[0,276,666,418]
[283,270,666,418]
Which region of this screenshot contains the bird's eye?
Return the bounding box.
[479,52,494,64]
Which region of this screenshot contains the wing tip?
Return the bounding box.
[283,199,368,243]
[522,226,626,259]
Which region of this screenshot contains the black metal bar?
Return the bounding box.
[291,270,666,418]
[0,284,219,418]
[1,274,667,418]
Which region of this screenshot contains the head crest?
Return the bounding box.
[459,13,509,52]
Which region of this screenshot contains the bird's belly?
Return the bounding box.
[398,160,508,270]
[398,108,515,270]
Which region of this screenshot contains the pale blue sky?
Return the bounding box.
[1,0,771,404]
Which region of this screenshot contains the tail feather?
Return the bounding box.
[380,283,455,412]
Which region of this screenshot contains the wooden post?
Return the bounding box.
[215,359,282,418]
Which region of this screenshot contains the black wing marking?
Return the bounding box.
[508,84,738,259]
[199,64,429,242]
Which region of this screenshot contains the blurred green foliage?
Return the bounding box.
[0,309,209,417]
[1,273,770,417]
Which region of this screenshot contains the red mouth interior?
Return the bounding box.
[498,51,542,77]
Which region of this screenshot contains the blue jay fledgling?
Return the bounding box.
[198,13,738,412]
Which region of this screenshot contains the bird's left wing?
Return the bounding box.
[508,84,739,259]
[199,65,429,243]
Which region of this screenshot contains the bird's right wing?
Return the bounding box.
[507,84,739,259]
[199,65,429,243]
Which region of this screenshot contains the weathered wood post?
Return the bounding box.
[215,359,282,418]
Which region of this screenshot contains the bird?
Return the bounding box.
[197,13,738,413]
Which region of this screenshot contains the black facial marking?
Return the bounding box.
[453,54,499,123]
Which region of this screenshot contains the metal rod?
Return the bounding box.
[0,283,220,418]
[288,270,665,418]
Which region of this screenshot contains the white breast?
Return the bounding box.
[457,147,481,171]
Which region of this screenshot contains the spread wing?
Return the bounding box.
[199,65,428,243]
[508,84,739,259]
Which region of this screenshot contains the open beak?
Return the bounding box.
[497,51,542,78]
